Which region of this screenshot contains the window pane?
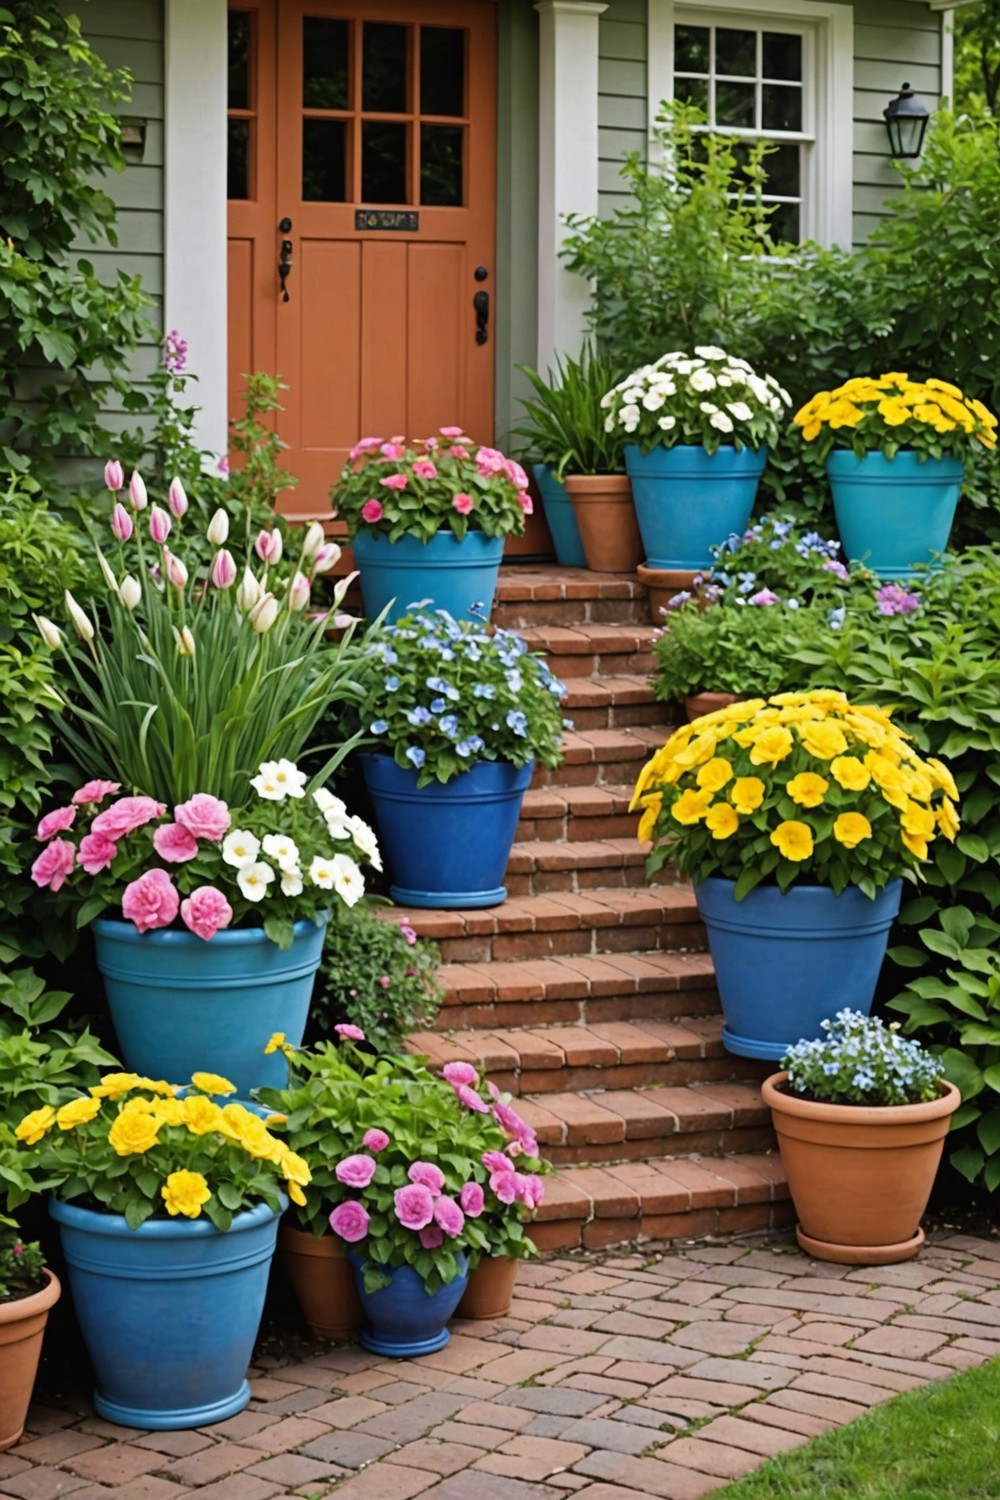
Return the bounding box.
[768,200,800,244]
[303,17,348,109]
[675,75,708,112]
[716,28,755,77]
[228,119,250,199]
[762,83,802,132]
[303,118,347,201]
[763,32,802,82]
[762,142,800,197]
[674,24,709,74]
[228,11,250,110]
[362,121,407,202]
[421,124,463,205]
[421,28,464,116]
[363,23,408,113]
[716,80,755,129]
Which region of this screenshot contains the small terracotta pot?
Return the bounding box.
[456,1256,519,1319]
[684,691,742,722]
[278,1225,363,1341]
[562,475,643,572]
[636,564,700,625]
[0,1269,61,1451]
[762,1073,961,1265]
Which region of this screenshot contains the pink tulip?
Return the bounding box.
[254,529,283,564]
[210,549,237,589]
[111,503,133,543]
[288,571,310,612]
[149,505,172,544]
[104,458,124,492]
[163,549,188,589]
[128,471,148,510]
[313,541,342,574]
[168,477,189,518]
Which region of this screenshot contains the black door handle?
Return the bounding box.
[278,239,293,302]
[473,289,489,345]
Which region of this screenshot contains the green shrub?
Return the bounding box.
[308,904,443,1053]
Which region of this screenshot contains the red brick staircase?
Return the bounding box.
[393,567,792,1252]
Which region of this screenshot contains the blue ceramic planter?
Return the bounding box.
[353,529,505,624]
[360,755,533,908]
[826,450,964,578]
[348,1251,469,1356]
[91,918,328,1096]
[624,443,767,569]
[50,1196,284,1429]
[695,877,903,1061]
[532,463,586,567]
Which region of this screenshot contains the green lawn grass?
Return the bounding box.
[717,1358,1000,1499]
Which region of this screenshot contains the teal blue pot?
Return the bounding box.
[91,918,328,1095]
[353,529,505,624]
[625,444,767,569]
[50,1194,285,1429]
[826,450,964,578]
[532,464,586,566]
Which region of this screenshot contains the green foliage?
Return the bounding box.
[954,0,1000,115]
[310,905,443,1053]
[0,1215,46,1300]
[653,599,832,703]
[512,346,628,477]
[781,1009,945,1107]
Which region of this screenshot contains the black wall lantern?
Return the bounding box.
[883,83,930,160]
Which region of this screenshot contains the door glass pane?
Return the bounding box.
[303,17,348,109]
[421,125,463,205]
[675,76,708,111]
[362,121,407,202]
[228,119,250,199]
[674,25,709,74]
[363,23,408,113]
[716,80,755,128]
[763,32,802,82]
[421,28,464,116]
[303,119,347,200]
[716,28,755,77]
[228,11,250,109]
[762,83,802,132]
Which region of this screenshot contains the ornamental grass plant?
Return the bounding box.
[780,1009,945,1108]
[632,690,961,900]
[793,374,997,462]
[512,345,628,478]
[600,347,791,455]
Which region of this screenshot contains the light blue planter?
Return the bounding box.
[360,754,533,908]
[826,450,964,578]
[532,463,586,567]
[348,1250,469,1356]
[625,443,767,569]
[353,529,505,624]
[91,918,328,1096]
[50,1195,285,1429]
[695,877,902,1061]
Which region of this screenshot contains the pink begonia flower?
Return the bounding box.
[407,1161,445,1196]
[30,839,75,892]
[216,456,230,478]
[174,793,231,842]
[78,832,118,875]
[487,1082,540,1156]
[180,886,233,941]
[168,477,189,517]
[518,492,534,516]
[482,1150,515,1174]
[433,1196,465,1237]
[504,459,530,491]
[329,1201,370,1243]
[412,460,438,480]
[380,473,408,490]
[440,426,465,438]
[446,446,469,459]
[519,1174,546,1210]
[442,1061,478,1089]
[129,471,148,511]
[111,503,133,542]
[360,498,384,524]
[399,920,417,946]
[254,529,283,564]
[211,549,237,590]
[37,806,76,841]
[335,1023,366,1042]
[456,1084,490,1114]
[394,1183,435,1230]
[475,446,506,476]
[149,505,172,544]
[452,493,474,515]
[104,458,124,492]
[419,1224,444,1250]
[72,779,121,806]
[380,442,406,459]
[121,868,180,933]
[92,796,165,840]
[153,822,200,863]
[459,1181,485,1217]
[335,1154,377,1189]
[349,437,383,461]
[489,1169,520,1205]
[363,1129,390,1153]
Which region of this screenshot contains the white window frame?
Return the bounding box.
[648,0,853,248]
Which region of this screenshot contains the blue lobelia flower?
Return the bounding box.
[439,715,459,737]
[405,746,426,768]
[473,683,495,699]
[406,706,433,726]
[506,709,528,736]
[385,676,400,692]
[370,719,388,734]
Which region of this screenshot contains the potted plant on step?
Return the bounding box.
[793,374,997,577]
[330,431,533,623]
[0,1211,61,1451]
[632,690,960,1060]
[763,1010,961,1265]
[354,609,567,907]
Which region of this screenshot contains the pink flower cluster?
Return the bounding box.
[441,1062,541,1160]
[341,430,533,532]
[394,1161,467,1249]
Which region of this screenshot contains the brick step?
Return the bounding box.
[528,1152,792,1252]
[531,725,665,789]
[518,783,643,842]
[505,837,661,897]
[562,673,676,732]
[389,884,706,964]
[519,622,658,680]
[406,1015,768,1098]
[493,566,651,629]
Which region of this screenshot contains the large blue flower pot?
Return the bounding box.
[826,450,964,578]
[695,877,903,1060]
[359,755,533,908]
[625,443,767,569]
[353,529,505,625]
[532,463,586,567]
[91,918,328,1095]
[50,1196,284,1429]
[348,1250,468,1356]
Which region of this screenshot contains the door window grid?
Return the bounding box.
[227,9,256,200]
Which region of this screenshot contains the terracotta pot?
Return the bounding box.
[562,475,642,572]
[636,564,700,625]
[278,1225,363,1341]
[762,1073,961,1265]
[0,1269,61,1451]
[684,691,742,722]
[456,1256,519,1319]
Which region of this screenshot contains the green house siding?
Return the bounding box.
[598,0,648,215]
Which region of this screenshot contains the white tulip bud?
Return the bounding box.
[174,624,196,657]
[129,470,148,511]
[249,592,279,634]
[302,521,325,558]
[65,590,96,643]
[331,570,359,610]
[236,567,261,612]
[97,550,120,594]
[207,507,230,546]
[313,541,342,574]
[119,575,142,611]
[34,614,63,650]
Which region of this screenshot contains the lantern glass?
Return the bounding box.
[884,85,929,160]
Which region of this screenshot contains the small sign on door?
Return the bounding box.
[354,210,419,231]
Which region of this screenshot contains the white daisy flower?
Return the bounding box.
[252,758,307,801]
[280,866,304,898]
[349,816,383,872]
[262,834,300,872]
[308,855,336,889]
[222,829,261,868]
[325,811,353,840]
[330,853,365,908]
[236,861,275,901]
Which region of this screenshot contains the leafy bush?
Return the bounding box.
[653,597,832,702]
[309,905,443,1053]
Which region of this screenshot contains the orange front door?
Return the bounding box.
[227,0,498,521]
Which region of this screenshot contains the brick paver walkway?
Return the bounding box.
[6,1230,1000,1500]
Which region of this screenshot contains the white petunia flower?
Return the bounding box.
[620,404,641,432]
[222,829,261,868]
[252,758,307,801]
[280,866,304,897]
[689,369,717,392]
[658,414,677,430]
[262,834,300,872]
[604,415,616,433]
[716,374,733,387]
[330,853,365,908]
[349,816,383,872]
[314,788,347,817]
[728,402,753,422]
[699,401,719,414]
[695,345,726,359]
[621,387,642,405]
[237,861,275,901]
[308,855,336,889]
[325,812,353,840]
[710,411,735,433]
[642,389,666,411]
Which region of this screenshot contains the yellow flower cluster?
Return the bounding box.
[794,374,997,450]
[631,690,959,878]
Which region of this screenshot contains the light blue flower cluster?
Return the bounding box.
[781,1009,944,1107]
